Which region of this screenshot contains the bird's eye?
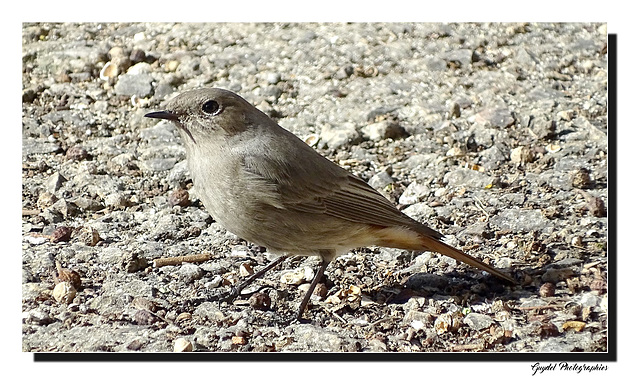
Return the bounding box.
[202,100,221,115]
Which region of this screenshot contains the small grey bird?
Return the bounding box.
[145,88,516,320]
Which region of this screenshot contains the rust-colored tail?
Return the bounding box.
[422,236,517,284]
[370,226,517,284]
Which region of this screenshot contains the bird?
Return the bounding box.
[145,88,516,320]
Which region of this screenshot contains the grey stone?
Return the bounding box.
[265,72,281,84]
[154,82,176,99]
[403,310,432,328]
[282,324,361,352]
[23,308,54,325]
[367,168,394,191]
[45,172,67,193]
[478,145,509,170]
[178,263,204,283]
[529,115,556,139]
[399,181,430,205]
[114,73,154,97]
[402,202,437,224]
[463,313,494,330]
[402,153,439,170]
[139,158,178,172]
[541,268,575,283]
[472,107,515,129]
[98,246,126,265]
[442,49,473,67]
[320,123,360,149]
[140,121,178,144]
[489,208,550,233]
[69,197,104,212]
[460,221,490,237]
[443,168,494,189]
[167,160,190,187]
[22,137,61,155]
[514,47,539,68]
[578,292,600,308]
[538,337,576,352]
[46,198,78,219]
[365,106,398,122]
[550,258,583,268]
[334,65,353,80]
[520,298,548,308]
[361,121,407,141]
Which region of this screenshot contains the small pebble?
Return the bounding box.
[539,322,560,338]
[572,168,592,188]
[127,339,144,351]
[36,192,57,209]
[165,60,179,72]
[587,196,606,217]
[173,338,193,352]
[510,146,534,163]
[134,310,157,325]
[539,282,556,297]
[449,101,461,118]
[66,145,88,161]
[178,263,203,282]
[129,49,146,63]
[51,226,73,243]
[168,189,190,207]
[132,297,157,312]
[434,312,462,335]
[52,281,76,304]
[249,292,271,310]
[280,266,315,285]
[76,226,100,246]
[562,321,586,332]
[104,193,129,209]
[265,72,281,84]
[463,313,494,331]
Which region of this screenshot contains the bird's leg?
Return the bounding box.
[296,257,331,321]
[217,254,290,302]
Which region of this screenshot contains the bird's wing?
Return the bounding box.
[240,132,443,240]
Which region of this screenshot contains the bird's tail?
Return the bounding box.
[370,225,517,284]
[422,236,517,284]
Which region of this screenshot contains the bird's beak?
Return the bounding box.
[144,109,196,144]
[144,110,179,121]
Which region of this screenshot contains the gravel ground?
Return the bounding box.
[22,22,608,353]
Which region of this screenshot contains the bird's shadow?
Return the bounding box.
[371,270,536,306]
